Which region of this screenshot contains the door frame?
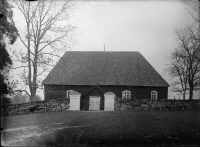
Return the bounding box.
[89,96,100,111]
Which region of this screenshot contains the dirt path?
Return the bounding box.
[1,123,91,146]
[1,111,200,146]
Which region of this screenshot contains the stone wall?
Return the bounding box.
[114,98,200,111]
[1,98,70,116]
[1,98,200,116]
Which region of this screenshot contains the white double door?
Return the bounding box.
[89,96,100,111]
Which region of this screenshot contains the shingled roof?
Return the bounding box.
[42,51,169,87]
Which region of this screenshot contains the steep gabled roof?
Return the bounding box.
[42,51,169,87]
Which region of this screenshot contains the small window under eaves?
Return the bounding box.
[122,90,131,100]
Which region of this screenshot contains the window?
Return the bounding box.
[151,90,157,100]
[122,90,131,99]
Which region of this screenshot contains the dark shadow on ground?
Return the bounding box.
[41,125,200,146]
[2,111,200,146]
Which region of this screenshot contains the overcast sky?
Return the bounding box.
[9,0,199,99]
[72,0,199,99]
[73,0,198,75]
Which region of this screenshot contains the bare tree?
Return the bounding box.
[12,0,76,101]
[166,49,188,100]
[186,9,200,62]
[166,22,200,100]
[186,9,200,23]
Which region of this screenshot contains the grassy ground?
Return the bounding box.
[1,110,200,146]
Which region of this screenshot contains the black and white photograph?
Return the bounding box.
[0,0,200,146]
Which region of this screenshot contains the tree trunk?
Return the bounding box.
[31,62,38,101]
[27,2,33,102]
[189,86,193,100]
[183,90,186,100]
[31,88,36,102]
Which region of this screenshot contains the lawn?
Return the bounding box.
[1,110,200,146]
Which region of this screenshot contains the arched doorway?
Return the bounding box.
[104,91,115,111]
[67,90,81,110]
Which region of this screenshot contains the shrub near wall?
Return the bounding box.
[1,98,70,116]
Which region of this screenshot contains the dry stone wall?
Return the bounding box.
[114,98,200,111]
[1,98,70,116]
[1,98,200,116]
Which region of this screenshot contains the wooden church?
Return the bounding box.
[42,51,169,111]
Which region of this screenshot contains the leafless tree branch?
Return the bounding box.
[12,0,76,100]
